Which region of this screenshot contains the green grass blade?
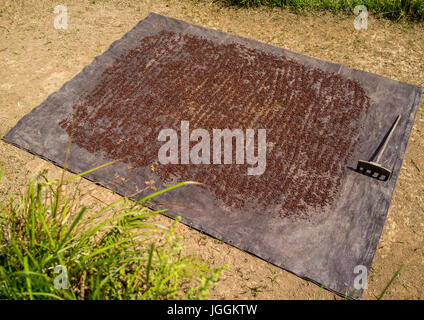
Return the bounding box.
[23,256,34,300]
[23,292,64,300]
[57,207,86,250]
[63,159,121,184]
[136,181,201,204]
[377,265,404,300]
[145,243,155,286]
[80,239,128,264]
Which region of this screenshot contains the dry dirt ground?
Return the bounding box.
[0,0,423,300]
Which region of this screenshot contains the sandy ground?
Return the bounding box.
[0,0,423,300]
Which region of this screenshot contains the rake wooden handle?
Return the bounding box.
[375,114,401,163]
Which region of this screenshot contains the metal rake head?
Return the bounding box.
[356,160,392,181]
[356,114,401,182]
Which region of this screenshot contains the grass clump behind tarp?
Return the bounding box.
[0,165,225,300]
[224,0,424,21]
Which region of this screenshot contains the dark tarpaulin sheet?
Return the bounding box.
[2,13,422,299]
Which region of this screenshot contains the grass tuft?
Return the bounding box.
[0,167,226,299]
[224,0,424,21]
